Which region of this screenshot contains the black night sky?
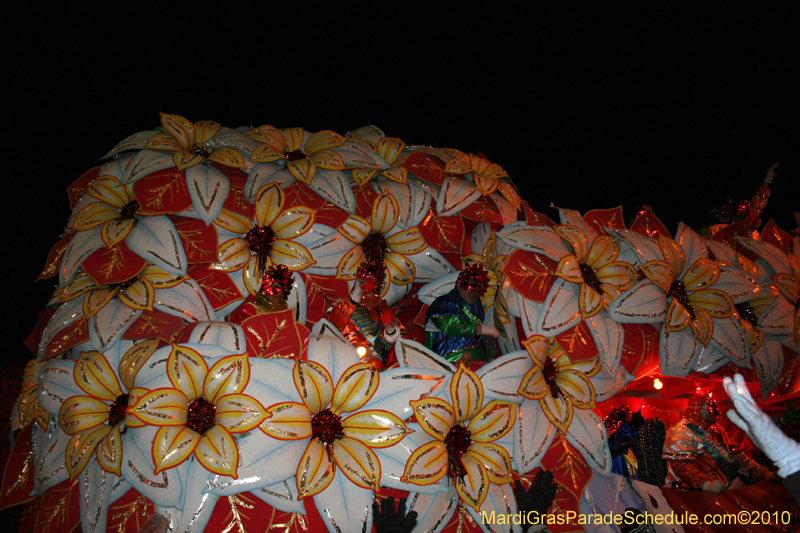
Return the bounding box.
[4,4,798,370]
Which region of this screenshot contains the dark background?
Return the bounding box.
[3,4,798,376]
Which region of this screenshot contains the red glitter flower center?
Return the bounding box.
[311,408,344,445]
[736,302,758,326]
[186,397,217,435]
[284,149,307,161]
[107,393,130,427]
[444,424,472,479]
[247,226,277,258]
[120,200,140,219]
[361,233,388,262]
[190,143,211,158]
[543,357,561,399]
[579,262,604,294]
[668,280,694,318]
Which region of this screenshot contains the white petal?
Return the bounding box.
[127,216,188,276]
[404,247,457,283]
[477,351,532,402]
[497,222,569,260]
[437,175,480,217]
[406,490,459,533]
[249,478,305,514]
[585,312,623,377]
[312,472,373,533]
[490,193,518,225]
[607,279,667,324]
[102,130,160,159]
[591,366,632,403]
[367,367,448,419]
[606,228,662,267]
[373,181,431,228]
[716,265,761,303]
[539,279,581,336]
[301,228,357,277]
[37,359,82,414]
[738,237,791,275]
[154,279,217,322]
[706,240,738,266]
[121,150,174,185]
[416,273,459,305]
[709,315,750,367]
[185,164,231,225]
[182,321,245,354]
[32,421,70,494]
[517,294,544,337]
[121,426,184,508]
[752,336,784,397]
[660,326,704,378]
[693,344,729,374]
[79,461,115,533]
[557,208,598,241]
[675,223,708,277]
[309,169,357,214]
[308,320,361,383]
[394,338,457,373]
[513,400,555,474]
[89,299,142,353]
[373,424,446,495]
[243,164,291,203]
[466,483,518,533]
[565,408,611,473]
[60,227,103,286]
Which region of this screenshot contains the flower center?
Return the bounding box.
[579,262,604,294]
[668,280,694,318]
[247,225,277,258]
[186,397,217,435]
[361,233,388,262]
[120,200,140,219]
[736,302,759,326]
[284,149,307,161]
[542,357,561,399]
[311,409,344,445]
[190,143,211,158]
[107,393,130,427]
[444,424,472,479]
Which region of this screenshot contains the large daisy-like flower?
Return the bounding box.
[517,335,599,433]
[351,136,408,185]
[213,182,315,294]
[444,152,520,209]
[554,225,637,319]
[335,191,428,286]
[261,359,410,499]
[401,365,516,512]
[248,126,348,184]
[71,175,140,248]
[128,345,269,477]
[144,112,246,170]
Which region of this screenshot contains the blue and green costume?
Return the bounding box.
[424,288,488,363]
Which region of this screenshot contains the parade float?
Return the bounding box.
[1,114,798,533]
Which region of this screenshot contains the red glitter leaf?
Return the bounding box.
[620,323,660,376]
[122,311,183,343]
[217,166,254,218]
[169,215,219,264]
[629,207,670,240]
[300,274,351,325]
[354,184,381,221]
[761,218,793,253]
[418,207,466,256]
[105,489,156,533]
[284,182,326,211]
[132,168,193,215]
[521,200,556,227]
[555,322,599,363]
[710,220,759,261]
[241,308,308,360]
[501,249,558,304]
[459,196,503,224]
[24,308,56,356]
[773,345,800,399]
[67,166,101,209]
[187,265,244,311]
[82,241,147,286]
[43,317,90,360]
[402,152,447,186]
[535,435,592,533]
[37,233,74,281]
[31,478,80,533]
[0,425,35,510]
[582,206,626,233]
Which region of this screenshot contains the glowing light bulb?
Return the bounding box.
[653,378,663,390]
[356,346,367,357]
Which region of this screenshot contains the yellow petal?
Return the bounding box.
[772,273,799,302]
[372,192,399,234]
[282,127,305,151]
[555,226,589,262]
[102,217,135,248]
[586,235,619,269]
[467,400,516,443]
[260,402,312,440]
[451,365,484,423]
[139,263,185,288]
[639,260,674,293]
[331,436,381,490]
[410,397,455,440]
[690,289,734,318]
[144,132,182,152]
[215,393,268,433]
[401,440,448,486]
[658,236,685,275]
[444,153,471,174]
[250,143,285,163]
[87,176,130,208]
[381,166,408,183]
[119,278,155,311]
[683,258,720,291]
[330,363,379,415]
[341,410,411,448]
[296,439,335,499]
[195,425,240,478]
[204,354,250,404]
[173,151,203,170]
[153,426,201,474]
[255,183,285,228]
[386,228,428,255]
[496,182,522,210]
[194,120,222,143]
[124,388,148,428]
[208,147,246,169]
[271,240,316,271]
[665,298,691,332]
[288,158,317,183]
[311,149,346,170]
[214,209,252,235]
[595,261,638,291]
[579,284,604,319]
[294,360,334,415]
[339,215,371,244]
[129,388,188,427]
[66,425,112,479]
[59,395,110,435]
[522,335,548,364]
[473,171,498,196]
[272,206,315,239]
[216,238,252,271]
[167,344,209,402]
[555,370,596,409]
[84,287,115,317]
[555,255,584,284]
[464,442,513,484]
[518,367,548,401]
[353,168,378,186]
[689,307,714,347]
[59,271,97,304]
[384,252,415,285]
[96,424,123,476]
[73,202,121,231]
[74,351,124,401]
[159,113,195,149]
[248,124,285,150]
[376,137,406,164]
[305,130,345,155]
[540,391,573,434]
[456,453,488,512]
[336,246,365,280]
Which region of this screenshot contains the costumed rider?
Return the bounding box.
[228,264,294,322]
[424,263,499,364]
[724,373,800,506]
[326,260,401,369]
[662,391,776,492]
[604,406,644,479]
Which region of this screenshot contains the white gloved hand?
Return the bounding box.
[478,323,500,338]
[723,373,800,477]
[701,480,725,493]
[383,321,401,344]
[350,279,364,303]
